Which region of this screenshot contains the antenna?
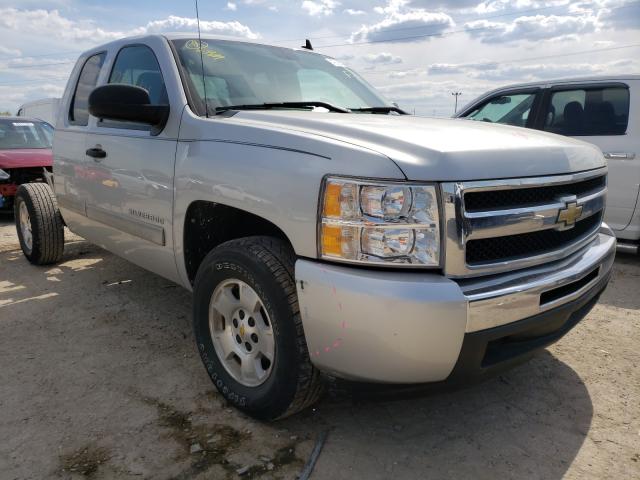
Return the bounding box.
[302,39,313,50]
[195,0,209,117]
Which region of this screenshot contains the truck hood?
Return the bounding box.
[0,148,53,170]
[229,111,605,181]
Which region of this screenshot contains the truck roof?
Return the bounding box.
[474,74,640,94]
[78,33,327,59]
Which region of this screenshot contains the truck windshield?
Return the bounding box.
[171,38,393,115]
[0,119,53,150]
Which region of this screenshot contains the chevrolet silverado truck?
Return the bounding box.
[14,34,616,420]
[0,117,53,213]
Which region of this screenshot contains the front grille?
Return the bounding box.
[443,169,608,277]
[466,213,601,265]
[464,175,606,212]
[6,167,49,185]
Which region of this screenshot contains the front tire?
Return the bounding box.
[14,183,64,265]
[193,236,323,420]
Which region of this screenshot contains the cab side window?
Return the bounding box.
[99,45,168,130]
[466,92,536,128]
[543,86,630,136]
[109,45,168,105]
[69,53,106,126]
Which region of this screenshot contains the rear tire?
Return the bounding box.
[14,183,64,265]
[193,236,323,420]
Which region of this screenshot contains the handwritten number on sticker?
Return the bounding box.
[185,39,225,61]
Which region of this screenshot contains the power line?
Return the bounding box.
[315,0,640,49]
[0,78,69,86]
[472,43,640,65]
[359,43,640,76]
[0,3,588,60]
[269,0,633,45]
[0,0,637,63]
[0,49,82,61]
[2,61,75,69]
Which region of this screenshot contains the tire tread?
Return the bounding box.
[15,183,64,265]
[197,236,323,419]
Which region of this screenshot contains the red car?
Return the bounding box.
[0,117,53,212]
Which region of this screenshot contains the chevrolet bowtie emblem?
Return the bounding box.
[557,201,584,228]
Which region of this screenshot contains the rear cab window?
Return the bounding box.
[543,85,630,136]
[69,53,107,126]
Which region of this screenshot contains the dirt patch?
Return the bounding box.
[58,445,111,477]
[142,394,304,479]
[141,395,251,478]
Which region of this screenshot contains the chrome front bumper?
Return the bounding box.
[295,225,616,384]
[462,225,615,332]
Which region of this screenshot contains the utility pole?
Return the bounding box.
[451,91,462,113]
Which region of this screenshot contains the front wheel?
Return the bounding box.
[14,183,64,265]
[193,236,323,420]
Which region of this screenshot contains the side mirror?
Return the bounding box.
[88,84,169,131]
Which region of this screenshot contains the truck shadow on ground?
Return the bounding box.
[297,352,593,479]
[0,233,604,479]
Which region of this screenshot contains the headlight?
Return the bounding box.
[0,169,9,181]
[319,177,440,267]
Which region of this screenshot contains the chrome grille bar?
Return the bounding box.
[442,168,608,278]
[464,188,606,240]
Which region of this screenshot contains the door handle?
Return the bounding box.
[604,152,635,160]
[86,147,107,160]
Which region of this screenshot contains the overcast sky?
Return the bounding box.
[0,0,639,116]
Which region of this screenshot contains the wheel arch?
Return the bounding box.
[182,200,295,285]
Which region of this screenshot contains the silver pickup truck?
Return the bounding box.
[14,34,615,420]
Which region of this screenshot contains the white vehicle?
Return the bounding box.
[456,76,640,253]
[16,98,60,126]
[13,35,615,419]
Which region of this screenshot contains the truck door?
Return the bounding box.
[540,83,639,232]
[83,43,180,283]
[53,51,107,231]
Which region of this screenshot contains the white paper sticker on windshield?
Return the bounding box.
[12,122,35,127]
[326,58,346,68]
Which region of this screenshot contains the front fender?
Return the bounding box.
[172,109,405,289]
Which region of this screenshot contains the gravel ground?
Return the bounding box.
[1,215,639,480]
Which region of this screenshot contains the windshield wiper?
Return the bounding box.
[349,106,408,115]
[215,101,350,114]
